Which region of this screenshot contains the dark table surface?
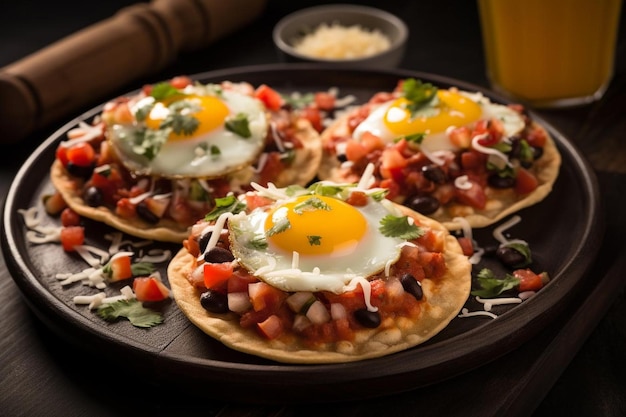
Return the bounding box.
[1,1,625,416]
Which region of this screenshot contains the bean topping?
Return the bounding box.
[354,309,381,328]
[200,290,229,314]
[400,273,423,300]
[204,247,235,263]
[405,195,440,214]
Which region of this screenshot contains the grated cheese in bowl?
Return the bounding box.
[292,23,391,60]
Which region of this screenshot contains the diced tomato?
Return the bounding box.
[113,102,134,124]
[380,148,408,181]
[514,269,544,292]
[254,84,283,111]
[55,144,69,166]
[345,191,368,207]
[204,262,234,290]
[298,107,323,132]
[416,229,445,253]
[66,142,96,167]
[107,255,133,282]
[245,194,273,211]
[360,131,385,153]
[515,167,539,195]
[314,92,336,111]
[169,75,192,89]
[143,196,170,219]
[228,271,258,293]
[449,126,472,148]
[60,226,84,252]
[133,276,170,302]
[473,119,501,146]
[60,208,81,227]
[248,282,286,312]
[418,251,447,279]
[344,140,368,162]
[257,314,284,340]
[460,150,486,170]
[526,126,547,148]
[457,237,474,256]
[454,180,487,209]
[115,198,137,219]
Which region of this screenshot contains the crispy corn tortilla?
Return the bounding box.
[167,205,471,364]
[50,119,322,243]
[319,115,561,231]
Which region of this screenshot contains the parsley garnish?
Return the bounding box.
[266,216,291,237]
[395,132,426,145]
[307,183,348,198]
[132,128,169,161]
[210,145,221,157]
[225,113,252,138]
[150,82,181,100]
[131,262,155,276]
[205,195,246,221]
[307,235,322,246]
[379,214,424,240]
[369,189,388,202]
[160,100,200,136]
[471,268,520,298]
[97,299,164,328]
[293,197,331,214]
[247,234,268,250]
[402,78,438,116]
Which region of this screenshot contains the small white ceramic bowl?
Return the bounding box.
[273,4,408,68]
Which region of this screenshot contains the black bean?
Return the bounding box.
[532,146,544,160]
[405,195,440,214]
[337,153,348,163]
[488,173,516,189]
[204,247,235,263]
[421,164,446,184]
[354,309,381,328]
[83,186,103,207]
[198,232,213,253]
[67,162,95,179]
[482,244,499,257]
[400,273,423,300]
[136,201,159,224]
[496,246,527,268]
[200,290,229,314]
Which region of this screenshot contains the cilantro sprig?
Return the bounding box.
[225,113,252,138]
[471,268,520,298]
[205,195,246,221]
[97,299,164,328]
[293,197,331,214]
[402,78,438,116]
[379,214,424,240]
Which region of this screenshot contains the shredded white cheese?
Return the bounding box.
[343,276,378,312]
[454,175,473,190]
[293,23,391,60]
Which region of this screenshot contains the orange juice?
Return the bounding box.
[478,0,622,107]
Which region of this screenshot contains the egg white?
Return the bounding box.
[228,191,406,294]
[108,89,268,178]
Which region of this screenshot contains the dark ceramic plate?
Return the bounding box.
[1,64,602,403]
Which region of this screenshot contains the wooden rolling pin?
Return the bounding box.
[0,0,267,144]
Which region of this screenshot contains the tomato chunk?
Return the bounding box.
[60,226,84,252]
[515,167,539,195]
[254,84,283,111]
[107,255,133,282]
[204,262,234,290]
[133,277,170,302]
[514,269,545,292]
[66,142,96,167]
[257,314,284,340]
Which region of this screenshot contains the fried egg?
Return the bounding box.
[352,89,525,154]
[228,185,409,294]
[108,85,268,178]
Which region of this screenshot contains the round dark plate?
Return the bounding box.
[1,64,602,403]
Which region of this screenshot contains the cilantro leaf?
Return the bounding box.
[132,128,169,161]
[379,214,424,240]
[225,113,252,138]
[266,216,290,237]
[247,234,268,250]
[307,235,322,246]
[150,82,181,100]
[471,268,520,298]
[395,132,426,145]
[96,299,164,328]
[402,78,438,116]
[131,262,155,277]
[160,100,200,136]
[205,195,246,221]
[293,197,331,214]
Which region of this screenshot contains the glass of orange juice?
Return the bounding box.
[477,0,622,108]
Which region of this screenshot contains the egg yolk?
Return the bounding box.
[264,195,367,256]
[384,90,482,135]
[144,95,230,141]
